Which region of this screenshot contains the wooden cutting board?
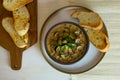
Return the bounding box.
[0,0,37,70]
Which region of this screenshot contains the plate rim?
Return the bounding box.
[39,5,108,74]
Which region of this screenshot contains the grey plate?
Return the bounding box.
[39,6,108,74]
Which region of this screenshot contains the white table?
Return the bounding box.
[0,0,120,80]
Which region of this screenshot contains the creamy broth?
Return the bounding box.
[46,23,88,64]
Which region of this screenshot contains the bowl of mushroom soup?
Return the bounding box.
[45,22,89,64]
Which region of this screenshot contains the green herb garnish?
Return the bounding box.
[57,39,62,46]
[67,43,77,49]
[62,32,69,39]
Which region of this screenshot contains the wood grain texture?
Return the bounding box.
[0,0,37,70]
[0,0,120,80]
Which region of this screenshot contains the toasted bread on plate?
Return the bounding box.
[71,11,103,30]
[84,28,110,52]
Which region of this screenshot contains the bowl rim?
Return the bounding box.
[39,5,108,74]
[44,21,90,65]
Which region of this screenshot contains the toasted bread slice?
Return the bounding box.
[21,33,29,44]
[71,11,103,30]
[2,17,27,48]
[14,22,30,36]
[13,6,30,36]
[3,0,33,11]
[84,28,110,52]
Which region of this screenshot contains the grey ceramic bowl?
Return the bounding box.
[44,22,89,65]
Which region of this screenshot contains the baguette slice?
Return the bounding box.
[13,6,30,36]
[84,28,110,52]
[71,11,103,30]
[2,17,27,48]
[14,22,30,36]
[3,0,33,11]
[21,33,29,44]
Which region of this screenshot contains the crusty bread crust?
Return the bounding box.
[81,18,103,30]
[2,17,27,48]
[13,6,30,36]
[71,10,110,52]
[99,36,110,52]
[71,11,103,30]
[3,0,33,11]
[84,28,110,52]
[21,33,29,44]
[14,22,30,36]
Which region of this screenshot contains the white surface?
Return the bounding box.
[0,44,69,80]
[1,0,120,80]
